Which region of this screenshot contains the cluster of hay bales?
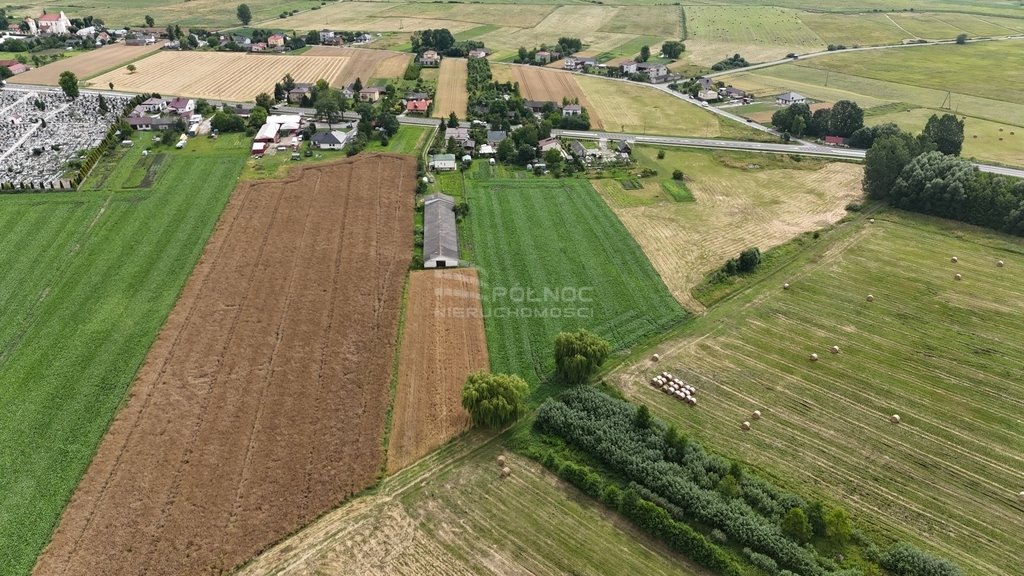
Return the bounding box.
[497,454,511,478]
[650,372,697,406]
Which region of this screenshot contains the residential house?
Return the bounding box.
[404,91,430,102]
[614,140,633,156]
[354,33,373,43]
[128,116,176,131]
[163,40,180,50]
[561,104,582,117]
[697,77,714,92]
[776,91,806,105]
[824,135,849,147]
[0,60,28,75]
[565,56,598,70]
[37,11,71,35]
[405,99,431,114]
[249,42,267,52]
[231,34,251,46]
[423,193,459,268]
[486,130,507,146]
[358,86,385,102]
[224,103,255,117]
[636,62,668,80]
[267,33,286,48]
[140,97,167,113]
[444,127,474,151]
[535,51,552,64]
[468,48,488,59]
[698,89,720,102]
[524,100,555,114]
[570,140,587,158]
[429,153,457,172]
[124,34,154,46]
[620,60,639,75]
[341,84,357,99]
[538,137,561,153]
[318,29,336,44]
[720,86,747,100]
[288,83,313,103]
[167,98,195,115]
[418,49,440,66]
[310,130,349,150]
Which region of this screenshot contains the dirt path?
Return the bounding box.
[432,58,468,119]
[33,154,415,576]
[386,269,489,473]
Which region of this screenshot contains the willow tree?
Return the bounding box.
[554,329,610,385]
[461,372,529,428]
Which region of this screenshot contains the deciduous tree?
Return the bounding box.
[236,3,252,26]
[58,71,79,98]
[554,329,610,385]
[461,371,528,428]
[922,113,965,156]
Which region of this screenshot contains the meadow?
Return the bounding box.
[0,139,246,575]
[866,107,1024,167]
[462,176,686,386]
[683,6,824,66]
[612,213,1024,576]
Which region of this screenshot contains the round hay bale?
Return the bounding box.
[783,283,790,290]
[1018,490,1024,502]
[740,421,751,431]
[810,353,819,362]
[997,260,1004,268]
[951,256,959,263]
[651,353,660,362]
[752,409,762,420]
[890,414,901,424]
[869,218,875,224]
[955,273,962,281]
[831,345,840,354]
[497,455,507,467]
[500,466,512,478]
[866,294,874,302]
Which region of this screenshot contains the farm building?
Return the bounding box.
[423,193,459,268]
[429,153,457,171]
[0,60,28,75]
[468,48,489,59]
[824,135,850,146]
[310,131,348,150]
[776,91,806,105]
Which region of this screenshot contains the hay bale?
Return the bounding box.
[866,294,874,302]
[752,409,762,420]
[1018,490,1024,502]
[810,353,819,362]
[651,353,660,362]
[955,273,962,281]
[997,260,1004,268]
[831,345,840,354]
[497,455,507,467]
[890,414,901,424]
[783,283,790,290]
[869,218,875,224]
[741,421,751,431]
[500,466,512,478]
[951,256,958,263]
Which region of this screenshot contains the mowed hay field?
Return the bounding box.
[387,269,489,474]
[240,439,708,576]
[462,175,686,385]
[432,58,468,119]
[683,6,824,66]
[593,148,862,311]
[34,154,415,576]
[867,107,1024,167]
[612,215,1024,575]
[505,65,603,129]
[9,42,162,85]
[11,0,316,28]
[86,48,409,101]
[0,139,246,576]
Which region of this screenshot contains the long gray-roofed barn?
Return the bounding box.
[423,193,459,268]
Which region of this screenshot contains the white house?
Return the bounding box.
[429,153,457,171]
[140,97,167,113]
[423,193,459,268]
[167,97,195,115]
[310,131,349,150]
[37,11,71,35]
[776,91,806,105]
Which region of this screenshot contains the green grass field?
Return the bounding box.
[0,139,246,576]
[7,0,317,28]
[614,213,1024,576]
[462,176,686,387]
[867,107,1024,167]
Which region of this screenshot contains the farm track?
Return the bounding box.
[10,43,163,85]
[34,154,415,576]
[510,66,603,129]
[387,269,489,474]
[432,58,468,119]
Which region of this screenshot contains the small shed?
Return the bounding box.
[423,193,459,268]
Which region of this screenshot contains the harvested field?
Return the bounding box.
[10,43,162,85]
[599,147,862,311]
[507,65,603,129]
[387,270,489,474]
[86,48,408,100]
[372,52,414,81]
[34,154,415,576]
[433,57,469,119]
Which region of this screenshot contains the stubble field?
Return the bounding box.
[387,269,489,474]
[10,42,163,85]
[34,154,415,576]
[612,214,1024,576]
[503,65,603,129]
[432,57,469,119]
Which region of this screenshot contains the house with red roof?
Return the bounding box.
[37,11,71,35]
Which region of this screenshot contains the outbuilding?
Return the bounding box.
[423,193,459,268]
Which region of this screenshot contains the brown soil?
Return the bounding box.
[432,58,469,119]
[11,42,163,85]
[33,154,415,576]
[386,269,489,473]
[511,65,603,128]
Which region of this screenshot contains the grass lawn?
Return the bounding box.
[0,137,246,576]
[867,107,1024,167]
[612,212,1024,576]
[367,124,432,155]
[461,176,686,388]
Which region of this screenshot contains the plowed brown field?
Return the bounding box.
[509,65,603,128]
[386,269,488,473]
[10,42,163,85]
[34,154,415,576]
[432,58,468,119]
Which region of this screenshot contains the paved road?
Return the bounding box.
[553,129,1024,179]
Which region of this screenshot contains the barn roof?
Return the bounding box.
[424,193,459,263]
